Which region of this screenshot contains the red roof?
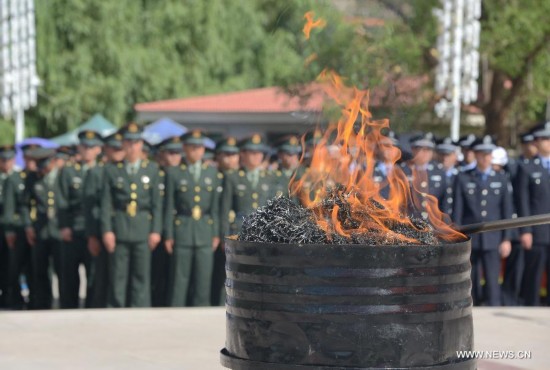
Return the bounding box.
[135,86,327,113]
[135,76,429,114]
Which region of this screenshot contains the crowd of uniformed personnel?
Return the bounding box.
[0,120,549,310]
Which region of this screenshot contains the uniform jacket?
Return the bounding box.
[515,156,550,246]
[58,162,97,235]
[20,170,63,241]
[83,163,107,239]
[452,168,514,250]
[2,171,29,233]
[221,168,276,236]
[400,161,446,218]
[163,162,222,247]
[100,160,162,243]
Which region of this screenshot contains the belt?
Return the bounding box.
[177,206,210,220]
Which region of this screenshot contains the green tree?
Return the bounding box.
[372,0,550,141]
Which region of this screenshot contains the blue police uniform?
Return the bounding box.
[452,136,514,306]
[515,130,550,306]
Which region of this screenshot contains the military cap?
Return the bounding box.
[277,135,302,155]
[215,136,239,154]
[78,130,103,147]
[20,143,41,156]
[436,137,459,154]
[458,134,477,148]
[0,145,16,159]
[120,122,143,141]
[532,121,550,139]
[26,147,56,170]
[380,130,399,146]
[239,133,269,152]
[157,135,183,153]
[55,145,75,159]
[304,129,324,147]
[103,132,123,149]
[520,132,534,144]
[471,135,497,152]
[181,129,207,146]
[410,132,435,149]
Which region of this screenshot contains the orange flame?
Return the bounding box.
[303,11,326,39]
[291,70,465,244]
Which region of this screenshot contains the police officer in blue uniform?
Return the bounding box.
[502,132,538,305]
[400,132,446,220]
[373,131,400,200]
[453,135,513,306]
[458,134,477,172]
[435,137,460,217]
[516,122,550,306]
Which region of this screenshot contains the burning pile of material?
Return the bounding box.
[239,13,465,246]
[239,192,439,245]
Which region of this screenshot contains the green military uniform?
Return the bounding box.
[210,137,239,306]
[3,145,37,309]
[0,146,16,308]
[83,132,123,308]
[272,135,307,202]
[151,136,183,307]
[19,148,63,309]
[164,130,223,307]
[57,130,103,308]
[100,123,162,307]
[221,134,277,237]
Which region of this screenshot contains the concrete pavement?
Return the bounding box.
[0,307,548,369]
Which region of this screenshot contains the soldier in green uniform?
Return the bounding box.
[151,135,183,307]
[221,134,277,237]
[273,135,306,201]
[19,148,63,309]
[164,130,222,307]
[57,130,103,308]
[0,145,16,308]
[83,131,125,308]
[3,145,38,309]
[211,136,240,306]
[101,123,162,307]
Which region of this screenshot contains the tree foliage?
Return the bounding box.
[25,0,356,137]
[4,0,547,143]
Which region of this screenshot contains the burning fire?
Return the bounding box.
[303,11,326,39]
[292,12,465,243]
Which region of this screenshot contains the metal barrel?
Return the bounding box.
[221,238,476,370]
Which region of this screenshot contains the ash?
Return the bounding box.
[238,190,442,245]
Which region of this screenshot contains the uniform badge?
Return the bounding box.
[205,177,212,185]
[127,201,137,217]
[141,176,150,184]
[237,184,246,191]
[180,179,188,186]
[261,184,269,191]
[34,184,43,192]
[192,205,202,220]
[18,184,25,190]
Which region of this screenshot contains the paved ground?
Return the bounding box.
[0,307,547,369]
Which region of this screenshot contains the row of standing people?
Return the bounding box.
[1,122,549,309]
[373,124,550,307]
[0,124,306,309]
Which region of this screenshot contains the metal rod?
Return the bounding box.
[457,213,550,235]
